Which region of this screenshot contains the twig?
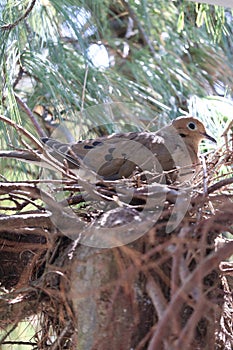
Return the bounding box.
[81,64,89,111]
[200,154,208,195]
[50,321,72,350]
[121,0,157,59]
[147,240,233,350]
[174,298,213,350]
[207,177,233,194]
[13,66,24,89]
[0,114,45,149]
[1,0,37,31]
[0,115,78,179]
[220,262,233,276]
[0,323,18,345]
[221,120,233,151]
[14,94,47,137]
[146,274,167,319]
[1,341,37,347]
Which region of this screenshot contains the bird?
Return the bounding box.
[0,116,216,184]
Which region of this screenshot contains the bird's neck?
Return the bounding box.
[185,139,199,164]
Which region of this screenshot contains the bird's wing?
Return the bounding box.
[42,132,169,180]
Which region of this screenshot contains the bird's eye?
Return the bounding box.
[187,122,196,130]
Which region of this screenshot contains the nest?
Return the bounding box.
[0,121,232,349]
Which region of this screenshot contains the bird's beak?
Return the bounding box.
[201,132,217,143]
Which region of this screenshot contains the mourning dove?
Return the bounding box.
[0,116,216,183]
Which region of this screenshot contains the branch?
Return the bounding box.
[14,94,47,138]
[1,0,37,31]
[121,0,157,59]
[0,114,45,150]
[207,177,233,194]
[148,240,233,350]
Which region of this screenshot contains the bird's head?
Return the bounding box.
[172,116,216,146]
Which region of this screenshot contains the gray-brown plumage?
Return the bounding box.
[0,116,216,183]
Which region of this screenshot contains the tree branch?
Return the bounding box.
[1,0,37,31]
